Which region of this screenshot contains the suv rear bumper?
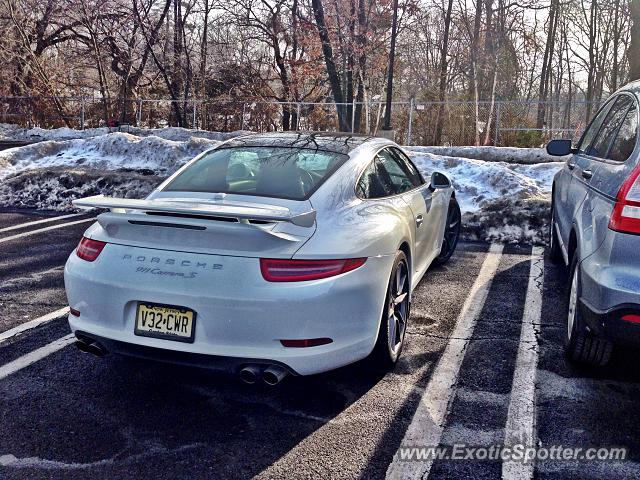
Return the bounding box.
[579,299,640,345]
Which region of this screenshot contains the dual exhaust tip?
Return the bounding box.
[240,364,288,386]
[75,338,288,385]
[75,339,107,357]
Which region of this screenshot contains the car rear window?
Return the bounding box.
[163,146,349,200]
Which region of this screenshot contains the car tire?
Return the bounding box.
[371,250,410,368]
[564,255,612,366]
[548,199,563,264]
[433,197,461,267]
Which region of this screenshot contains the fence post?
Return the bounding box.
[351,98,356,133]
[136,99,142,126]
[241,103,246,131]
[494,101,501,146]
[193,101,197,129]
[296,103,301,130]
[80,97,85,130]
[407,98,414,145]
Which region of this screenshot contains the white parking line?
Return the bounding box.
[502,246,544,480]
[386,243,504,480]
[0,306,70,346]
[0,213,84,234]
[0,334,74,381]
[0,218,94,244]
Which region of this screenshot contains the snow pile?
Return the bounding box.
[0,123,249,143]
[0,130,223,213]
[410,145,565,164]
[406,149,563,244]
[17,126,110,140]
[0,123,23,140]
[0,133,219,178]
[405,149,563,213]
[0,168,161,211]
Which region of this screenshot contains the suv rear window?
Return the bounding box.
[164,146,349,200]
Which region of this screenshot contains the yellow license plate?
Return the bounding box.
[134,303,196,343]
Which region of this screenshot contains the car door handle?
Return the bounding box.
[567,162,576,170]
[582,169,593,179]
[416,214,424,227]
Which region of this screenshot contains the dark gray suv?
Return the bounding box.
[548,81,640,366]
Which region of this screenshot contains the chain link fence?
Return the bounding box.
[0,96,601,147]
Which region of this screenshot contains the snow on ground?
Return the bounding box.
[406,149,562,244]
[0,123,249,142]
[0,133,219,178]
[411,145,566,164]
[0,126,565,244]
[405,149,562,214]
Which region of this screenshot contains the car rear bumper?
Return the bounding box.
[579,299,640,346]
[73,329,300,374]
[64,243,394,375]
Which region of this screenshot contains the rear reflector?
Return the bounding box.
[609,164,640,234]
[621,314,640,324]
[280,338,333,348]
[260,258,366,282]
[76,237,106,262]
[69,308,81,317]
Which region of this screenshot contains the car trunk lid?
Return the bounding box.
[73,193,316,258]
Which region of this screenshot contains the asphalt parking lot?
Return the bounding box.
[1,208,640,479]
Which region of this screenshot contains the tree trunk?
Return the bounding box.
[470,0,483,146]
[199,0,210,108]
[536,0,559,130]
[311,0,349,131]
[612,0,620,91]
[434,0,454,145]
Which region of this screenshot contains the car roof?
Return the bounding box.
[617,80,640,97]
[221,132,379,155]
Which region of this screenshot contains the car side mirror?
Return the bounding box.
[430,172,451,191]
[546,139,574,157]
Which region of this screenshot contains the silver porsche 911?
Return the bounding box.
[65,132,460,384]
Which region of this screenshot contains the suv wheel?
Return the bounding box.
[564,256,612,366]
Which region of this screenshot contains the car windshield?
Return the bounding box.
[164,146,349,200]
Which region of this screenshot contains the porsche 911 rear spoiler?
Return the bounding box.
[72,195,317,228]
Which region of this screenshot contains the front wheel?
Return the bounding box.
[371,251,410,368]
[433,197,461,266]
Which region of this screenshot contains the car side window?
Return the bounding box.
[375,149,415,194]
[590,96,634,159]
[607,103,638,163]
[356,158,394,199]
[390,147,424,187]
[577,99,615,155]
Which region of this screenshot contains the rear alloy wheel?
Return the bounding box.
[565,256,612,366]
[433,197,461,266]
[372,251,410,367]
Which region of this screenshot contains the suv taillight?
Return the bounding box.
[609,165,640,235]
[76,237,106,262]
[260,258,366,282]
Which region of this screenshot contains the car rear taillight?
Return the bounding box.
[609,165,640,235]
[76,237,106,262]
[260,258,366,282]
[622,314,640,324]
